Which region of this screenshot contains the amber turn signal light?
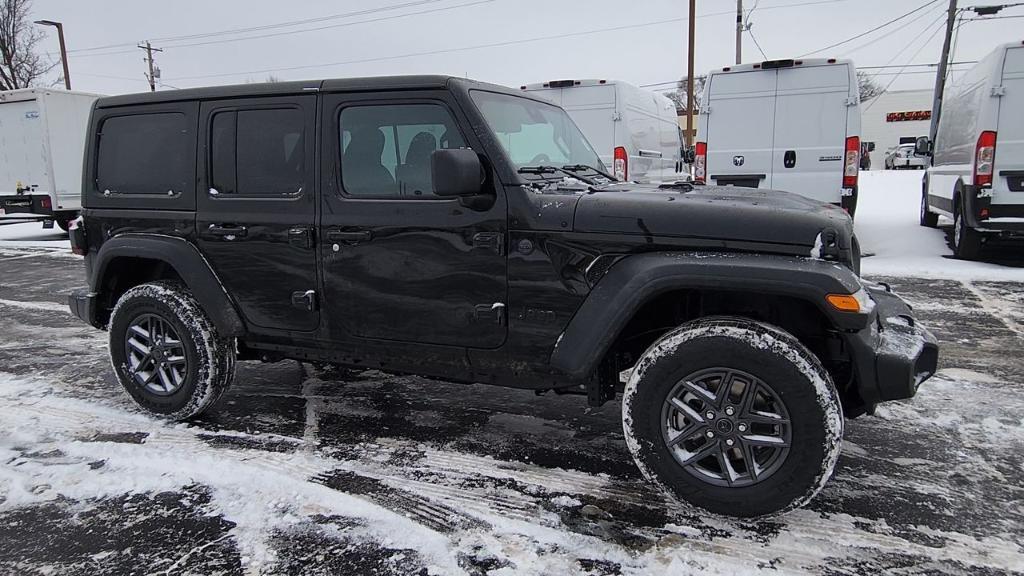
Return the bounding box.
[826,294,861,312]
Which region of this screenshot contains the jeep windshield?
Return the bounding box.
[469,90,609,182]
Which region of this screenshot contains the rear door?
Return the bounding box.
[704,70,777,188]
[994,46,1024,204]
[556,86,617,175]
[0,97,46,198]
[195,95,319,332]
[771,64,851,203]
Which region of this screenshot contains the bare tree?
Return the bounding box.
[857,71,883,103]
[0,0,55,90]
[664,75,707,115]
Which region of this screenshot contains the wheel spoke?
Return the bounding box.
[716,448,738,487]
[127,337,150,356]
[676,440,719,466]
[666,396,705,425]
[157,364,174,392]
[715,370,736,408]
[129,324,150,339]
[667,422,706,447]
[746,410,789,425]
[740,434,789,448]
[740,439,761,481]
[679,380,716,404]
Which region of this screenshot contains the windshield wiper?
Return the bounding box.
[561,164,616,182]
[517,165,597,185]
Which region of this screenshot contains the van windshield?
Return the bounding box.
[470,90,604,173]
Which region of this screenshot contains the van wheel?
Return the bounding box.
[621,317,843,518]
[953,200,982,260]
[920,186,938,228]
[109,281,236,420]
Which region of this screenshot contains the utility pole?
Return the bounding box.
[929,0,957,144]
[735,0,743,65]
[34,20,70,90]
[138,41,163,92]
[686,0,696,147]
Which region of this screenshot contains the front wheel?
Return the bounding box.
[109,281,236,420]
[622,317,843,517]
[920,185,938,228]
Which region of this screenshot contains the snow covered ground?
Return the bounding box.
[1,174,1022,575]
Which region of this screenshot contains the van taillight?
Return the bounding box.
[843,136,860,188]
[614,146,628,181]
[974,131,997,188]
[694,142,707,183]
[40,196,51,210]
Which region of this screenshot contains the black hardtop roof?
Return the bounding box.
[96,75,521,108]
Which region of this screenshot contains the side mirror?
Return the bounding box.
[682,147,696,164]
[432,148,483,197]
[914,136,931,157]
[868,142,876,152]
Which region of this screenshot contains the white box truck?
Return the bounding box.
[919,41,1024,259]
[0,88,100,231]
[521,79,686,183]
[694,58,861,215]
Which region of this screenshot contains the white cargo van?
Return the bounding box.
[0,88,100,230]
[695,59,861,215]
[522,79,685,182]
[919,41,1024,259]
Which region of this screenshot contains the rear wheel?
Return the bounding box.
[109,281,236,420]
[621,317,843,517]
[953,199,982,260]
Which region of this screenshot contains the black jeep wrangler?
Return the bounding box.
[68,76,937,517]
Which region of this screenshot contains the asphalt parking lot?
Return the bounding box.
[0,240,1022,575]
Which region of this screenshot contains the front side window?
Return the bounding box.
[209,108,305,196]
[469,90,603,170]
[97,112,189,195]
[339,104,466,198]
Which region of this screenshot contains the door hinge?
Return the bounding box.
[474,302,505,325]
[471,231,504,255]
[845,96,859,106]
[991,85,1005,97]
[612,111,622,121]
[291,290,317,312]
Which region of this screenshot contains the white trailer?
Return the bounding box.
[0,88,100,230]
[522,79,686,183]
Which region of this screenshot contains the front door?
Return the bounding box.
[196,95,319,332]
[320,92,508,349]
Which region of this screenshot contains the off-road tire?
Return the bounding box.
[920,184,938,228]
[109,281,236,420]
[622,317,843,518]
[953,199,982,260]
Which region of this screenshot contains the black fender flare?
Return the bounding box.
[549,252,867,380]
[91,234,245,337]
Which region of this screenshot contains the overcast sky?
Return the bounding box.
[29,0,1024,97]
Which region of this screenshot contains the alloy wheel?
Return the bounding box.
[661,367,791,488]
[124,313,188,395]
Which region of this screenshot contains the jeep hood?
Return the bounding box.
[573,184,853,248]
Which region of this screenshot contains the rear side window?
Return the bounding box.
[209,108,305,196]
[96,113,189,195]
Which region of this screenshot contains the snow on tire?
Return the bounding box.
[621,317,843,518]
[109,281,236,420]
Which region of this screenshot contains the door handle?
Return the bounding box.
[638,149,663,158]
[289,227,313,249]
[327,230,372,243]
[784,150,797,169]
[208,224,248,238]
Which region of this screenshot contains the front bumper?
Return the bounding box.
[68,288,103,329]
[846,284,939,406]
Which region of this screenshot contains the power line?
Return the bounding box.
[837,2,946,57]
[798,0,943,57]
[64,0,496,60]
[864,18,948,111]
[66,0,446,54]
[863,9,948,84]
[748,28,769,59]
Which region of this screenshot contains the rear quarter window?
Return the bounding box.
[96,113,191,196]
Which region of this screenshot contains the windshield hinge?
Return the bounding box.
[991,85,1005,97]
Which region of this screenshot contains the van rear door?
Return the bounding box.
[704,70,776,188]
[993,46,1024,205]
[770,64,851,204]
